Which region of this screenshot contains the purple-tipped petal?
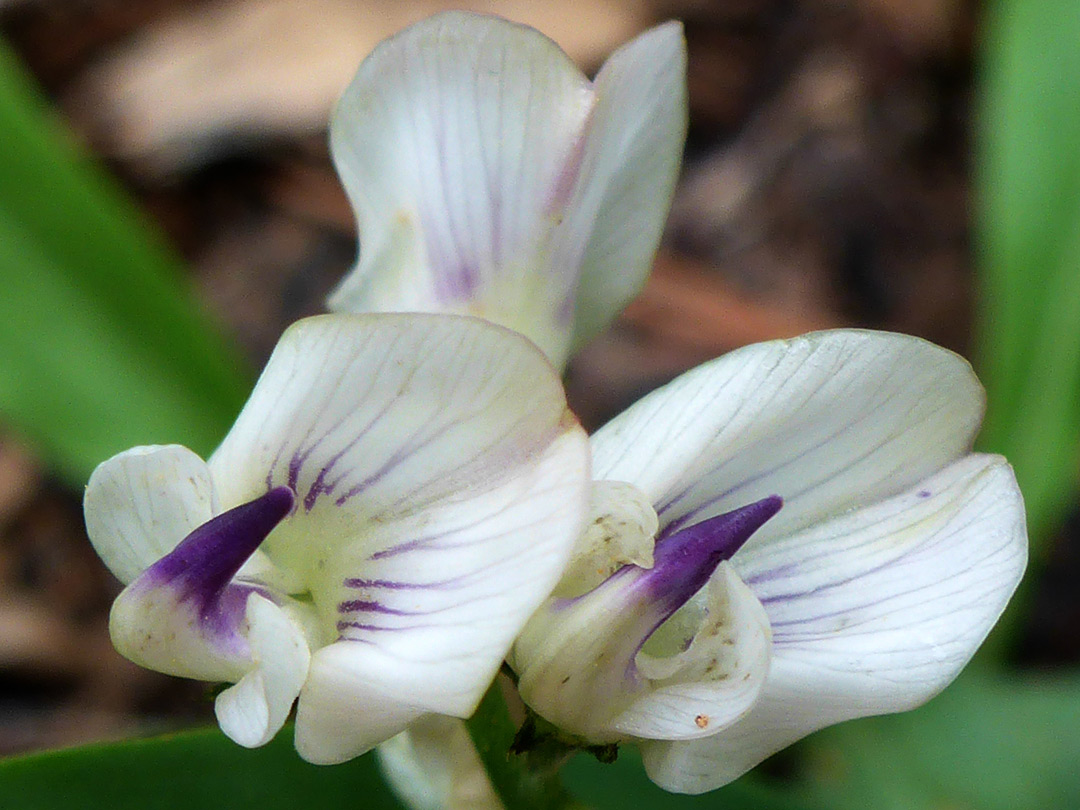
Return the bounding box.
[642,496,782,622]
[146,486,294,601]
[512,497,779,742]
[641,456,1026,794]
[109,487,296,683]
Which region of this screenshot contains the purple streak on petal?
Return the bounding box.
[549,104,596,325]
[605,496,782,682]
[753,510,951,611]
[742,561,799,587]
[297,388,401,511]
[368,525,458,560]
[287,455,303,492]
[546,109,591,216]
[266,443,286,491]
[140,487,294,642]
[337,599,420,616]
[453,263,480,298]
[639,495,782,621]
[336,620,442,637]
[342,577,455,591]
[332,413,464,508]
[148,487,294,597]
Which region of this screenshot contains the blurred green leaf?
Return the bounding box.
[563,747,817,810]
[803,671,1080,810]
[0,726,404,810]
[975,0,1080,547]
[0,37,249,487]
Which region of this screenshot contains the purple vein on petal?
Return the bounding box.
[342,577,459,591]
[754,496,966,610]
[301,393,400,511]
[336,620,444,637]
[337,599,422,616]
[260,330,396,503]
[654,359,915,522]
[332,413,464,507]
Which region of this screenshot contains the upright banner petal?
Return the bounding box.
[328,12,592,362]
[328,12,687,368]
[555,22,688,351]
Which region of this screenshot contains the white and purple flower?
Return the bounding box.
[83,313,590,763]
[326,11,688,369]
[510,329,1027,794]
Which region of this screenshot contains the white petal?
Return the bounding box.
[215,594,311,748]
[514,498,778,742]
[640,455,1027,794]
[84,444,216,584]
[553,479,657,598]
[109,574,248,684]
[294,642,426,764]
[615,563,770,740]
[553,22,688,351]
[377,716,502,810]
[327,11,593,363]
[322,426,588,717]
[209,313,590,720]
[591,330,985,550]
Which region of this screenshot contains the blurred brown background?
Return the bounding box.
[0,0,1013,756]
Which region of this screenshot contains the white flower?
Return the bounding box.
[509,329,1027,794]
[83,313,590,764]
[326,11,687,369]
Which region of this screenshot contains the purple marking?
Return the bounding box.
[368,526,455,561]
[332,414,461,508]
[337,599,419,616]
[287,454,304,492]
[917,489,932,498]
[343,577,449,591]
[455,262,479,297]
[337,621,398,633]
[337,620,440,635]
[296,380,403,511]
[547,114,589,215]
[139,487,294,640]
[549,496,782,683]
[636,495,782,631]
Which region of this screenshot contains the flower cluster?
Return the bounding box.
[83,9,1027,803]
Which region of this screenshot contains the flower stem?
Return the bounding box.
[466,680,591,810]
